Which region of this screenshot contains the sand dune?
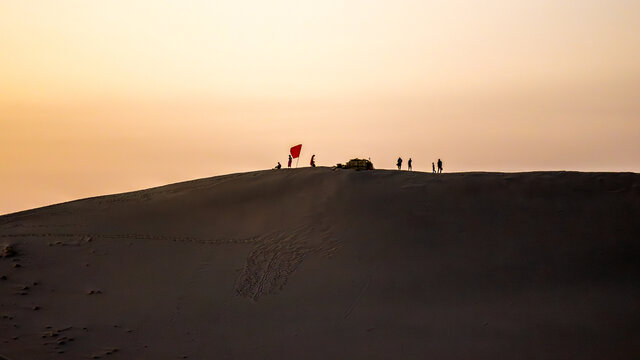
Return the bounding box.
[1,168,639,359]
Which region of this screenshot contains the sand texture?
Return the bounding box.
[1,168,639,359]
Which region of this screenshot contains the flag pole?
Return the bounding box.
[296,157,299,168]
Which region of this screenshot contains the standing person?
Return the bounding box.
[408,158,412,171]
[397,157,403,170]
[437,159,443,173]
[288,154,292,168]
[310,155,316,167]
[432,162,436,173]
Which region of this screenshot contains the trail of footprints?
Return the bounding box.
[0,232,262,246]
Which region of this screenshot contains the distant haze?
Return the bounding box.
[1,0,639,214]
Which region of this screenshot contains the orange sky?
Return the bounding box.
[1,0,639,214]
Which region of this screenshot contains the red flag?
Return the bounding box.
[290,144,302,159]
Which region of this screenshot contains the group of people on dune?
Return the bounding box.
[275,155,443,173]
[275,154,316,169]
[396,157,443,173]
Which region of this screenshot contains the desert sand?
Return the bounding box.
[1,168,639,359]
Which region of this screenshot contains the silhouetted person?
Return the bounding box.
[408,158,412,171]
[288,155,292,168]
[432,162,436,173]
[310,154,316,167]
[275,162,281,169]
[437,159,443,173]
[397,157,402,170]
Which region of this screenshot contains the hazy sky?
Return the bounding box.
[1,0,639,214]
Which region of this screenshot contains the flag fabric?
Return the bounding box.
[290,144,302,159]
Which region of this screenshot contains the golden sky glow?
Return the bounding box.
[1,0,639,214]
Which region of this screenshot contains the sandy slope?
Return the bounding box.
[1,168,639,359]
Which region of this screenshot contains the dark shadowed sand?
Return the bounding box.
[1,168,639,359]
